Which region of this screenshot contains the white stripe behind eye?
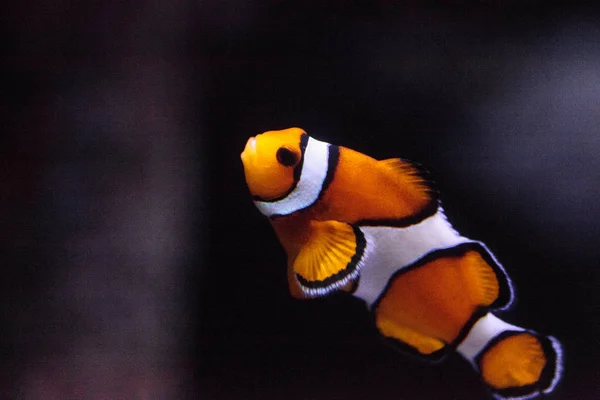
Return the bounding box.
[254,137,330,217]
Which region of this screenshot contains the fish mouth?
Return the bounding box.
[240,136,257,162]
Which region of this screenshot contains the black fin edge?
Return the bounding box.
[400,158,440,204]
[296,225,365,290]
[355,199,439,228]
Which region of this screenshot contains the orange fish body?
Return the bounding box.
[241,127,563,399]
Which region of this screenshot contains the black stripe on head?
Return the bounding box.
[293,133,309,182]
[252,133,309,203]
[319,144,339,198]
[474,331,561,399]
[295,225,366,290]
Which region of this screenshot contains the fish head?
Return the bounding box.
[241,127,307,201]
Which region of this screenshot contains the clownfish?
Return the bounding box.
[240,127,563,400]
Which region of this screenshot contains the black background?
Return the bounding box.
[198,3,600,399]
[4,1,600,399]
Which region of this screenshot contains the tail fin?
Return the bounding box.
[457,313,563,400]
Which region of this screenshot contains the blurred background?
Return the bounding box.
[3,1,600,399]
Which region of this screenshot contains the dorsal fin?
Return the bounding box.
[378,158,439,203]
[341,157,439,227]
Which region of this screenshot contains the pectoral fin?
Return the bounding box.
[292,220,366,297]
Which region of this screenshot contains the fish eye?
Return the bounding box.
[276,147,298,167]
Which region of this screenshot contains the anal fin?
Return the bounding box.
[376,314,448,362]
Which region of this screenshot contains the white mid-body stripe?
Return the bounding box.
[254,137,330,217]
[353,210,471,306]
[456,313,524,364]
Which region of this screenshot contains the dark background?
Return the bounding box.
[3,1,600,399]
